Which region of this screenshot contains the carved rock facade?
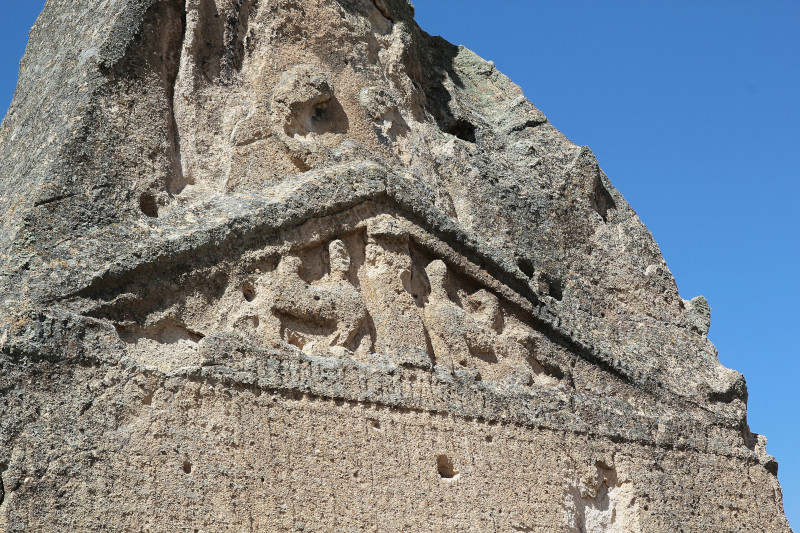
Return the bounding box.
[0,0,791,531]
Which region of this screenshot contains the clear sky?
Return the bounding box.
[2,1,798,527]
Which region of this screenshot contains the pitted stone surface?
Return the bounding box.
[0,0,791,531]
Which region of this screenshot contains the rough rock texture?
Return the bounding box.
[0,1,791,531]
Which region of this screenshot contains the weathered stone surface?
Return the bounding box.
[0,0,790,531]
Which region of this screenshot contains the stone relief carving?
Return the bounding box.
[567,460,642,533]
[105,211,565,387]
[228,63,357,186]
[423,259,496,370]
[424,259,558,386]
[235,239,369,357]
[360,215,430,368]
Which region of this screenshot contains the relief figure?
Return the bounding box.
[359,215,431,368]
[423,260,497,373]
[424,260,558,386]
[255,239,367,354]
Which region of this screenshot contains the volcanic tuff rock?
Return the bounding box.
[0,0,791,531]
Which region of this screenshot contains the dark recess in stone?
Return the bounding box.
[436,454,458,478]
[765,457,779,476]
[447,119,476,143]
[139,191,159,218]
[242,282,256,302]
[591,175,616,222]
[707,374,747,404]
[541,273,563,301]
[517,257,535,279]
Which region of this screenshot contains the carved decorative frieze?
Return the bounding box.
[89,209,567,389]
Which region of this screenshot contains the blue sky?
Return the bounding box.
[2,1,798,527]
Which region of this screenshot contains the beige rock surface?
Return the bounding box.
[0,0,791,531]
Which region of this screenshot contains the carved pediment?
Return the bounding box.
[34,162,740,412]
[82,206,569,389]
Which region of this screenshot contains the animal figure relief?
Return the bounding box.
[253,239,368,354]
[423,260,556,385]
[424,260,496,370]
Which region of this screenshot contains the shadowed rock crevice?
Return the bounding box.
[100,0,191,208]
[167,2,190,196]
[190,0,259,84]
[115,321,205,345]
[591,173,617,223]
[445,118,476,143]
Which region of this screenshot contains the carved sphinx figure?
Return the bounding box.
[253,239,367,354]
[359,215,431,368]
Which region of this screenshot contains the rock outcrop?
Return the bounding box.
[0,0,791,531]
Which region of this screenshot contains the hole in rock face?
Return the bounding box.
[309,98,349,135]
[313,103,327,121]
[517,258,535,280]
[183,460,192,474]
[141,388,155,406]
[447,119,476,143]
[591,174,617,222]
[289,155,312,172]
[436,455,459,479]
[242,282,256,302]
[485,435,493,443]
[285,96,350,137]
[139,191,159,218]
[287,331,306,350]
[541,274,563,301]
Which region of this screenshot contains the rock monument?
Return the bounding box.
[0,0,791,531]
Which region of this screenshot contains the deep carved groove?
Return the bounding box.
[166,1,190,195]
[221,0,259,80]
